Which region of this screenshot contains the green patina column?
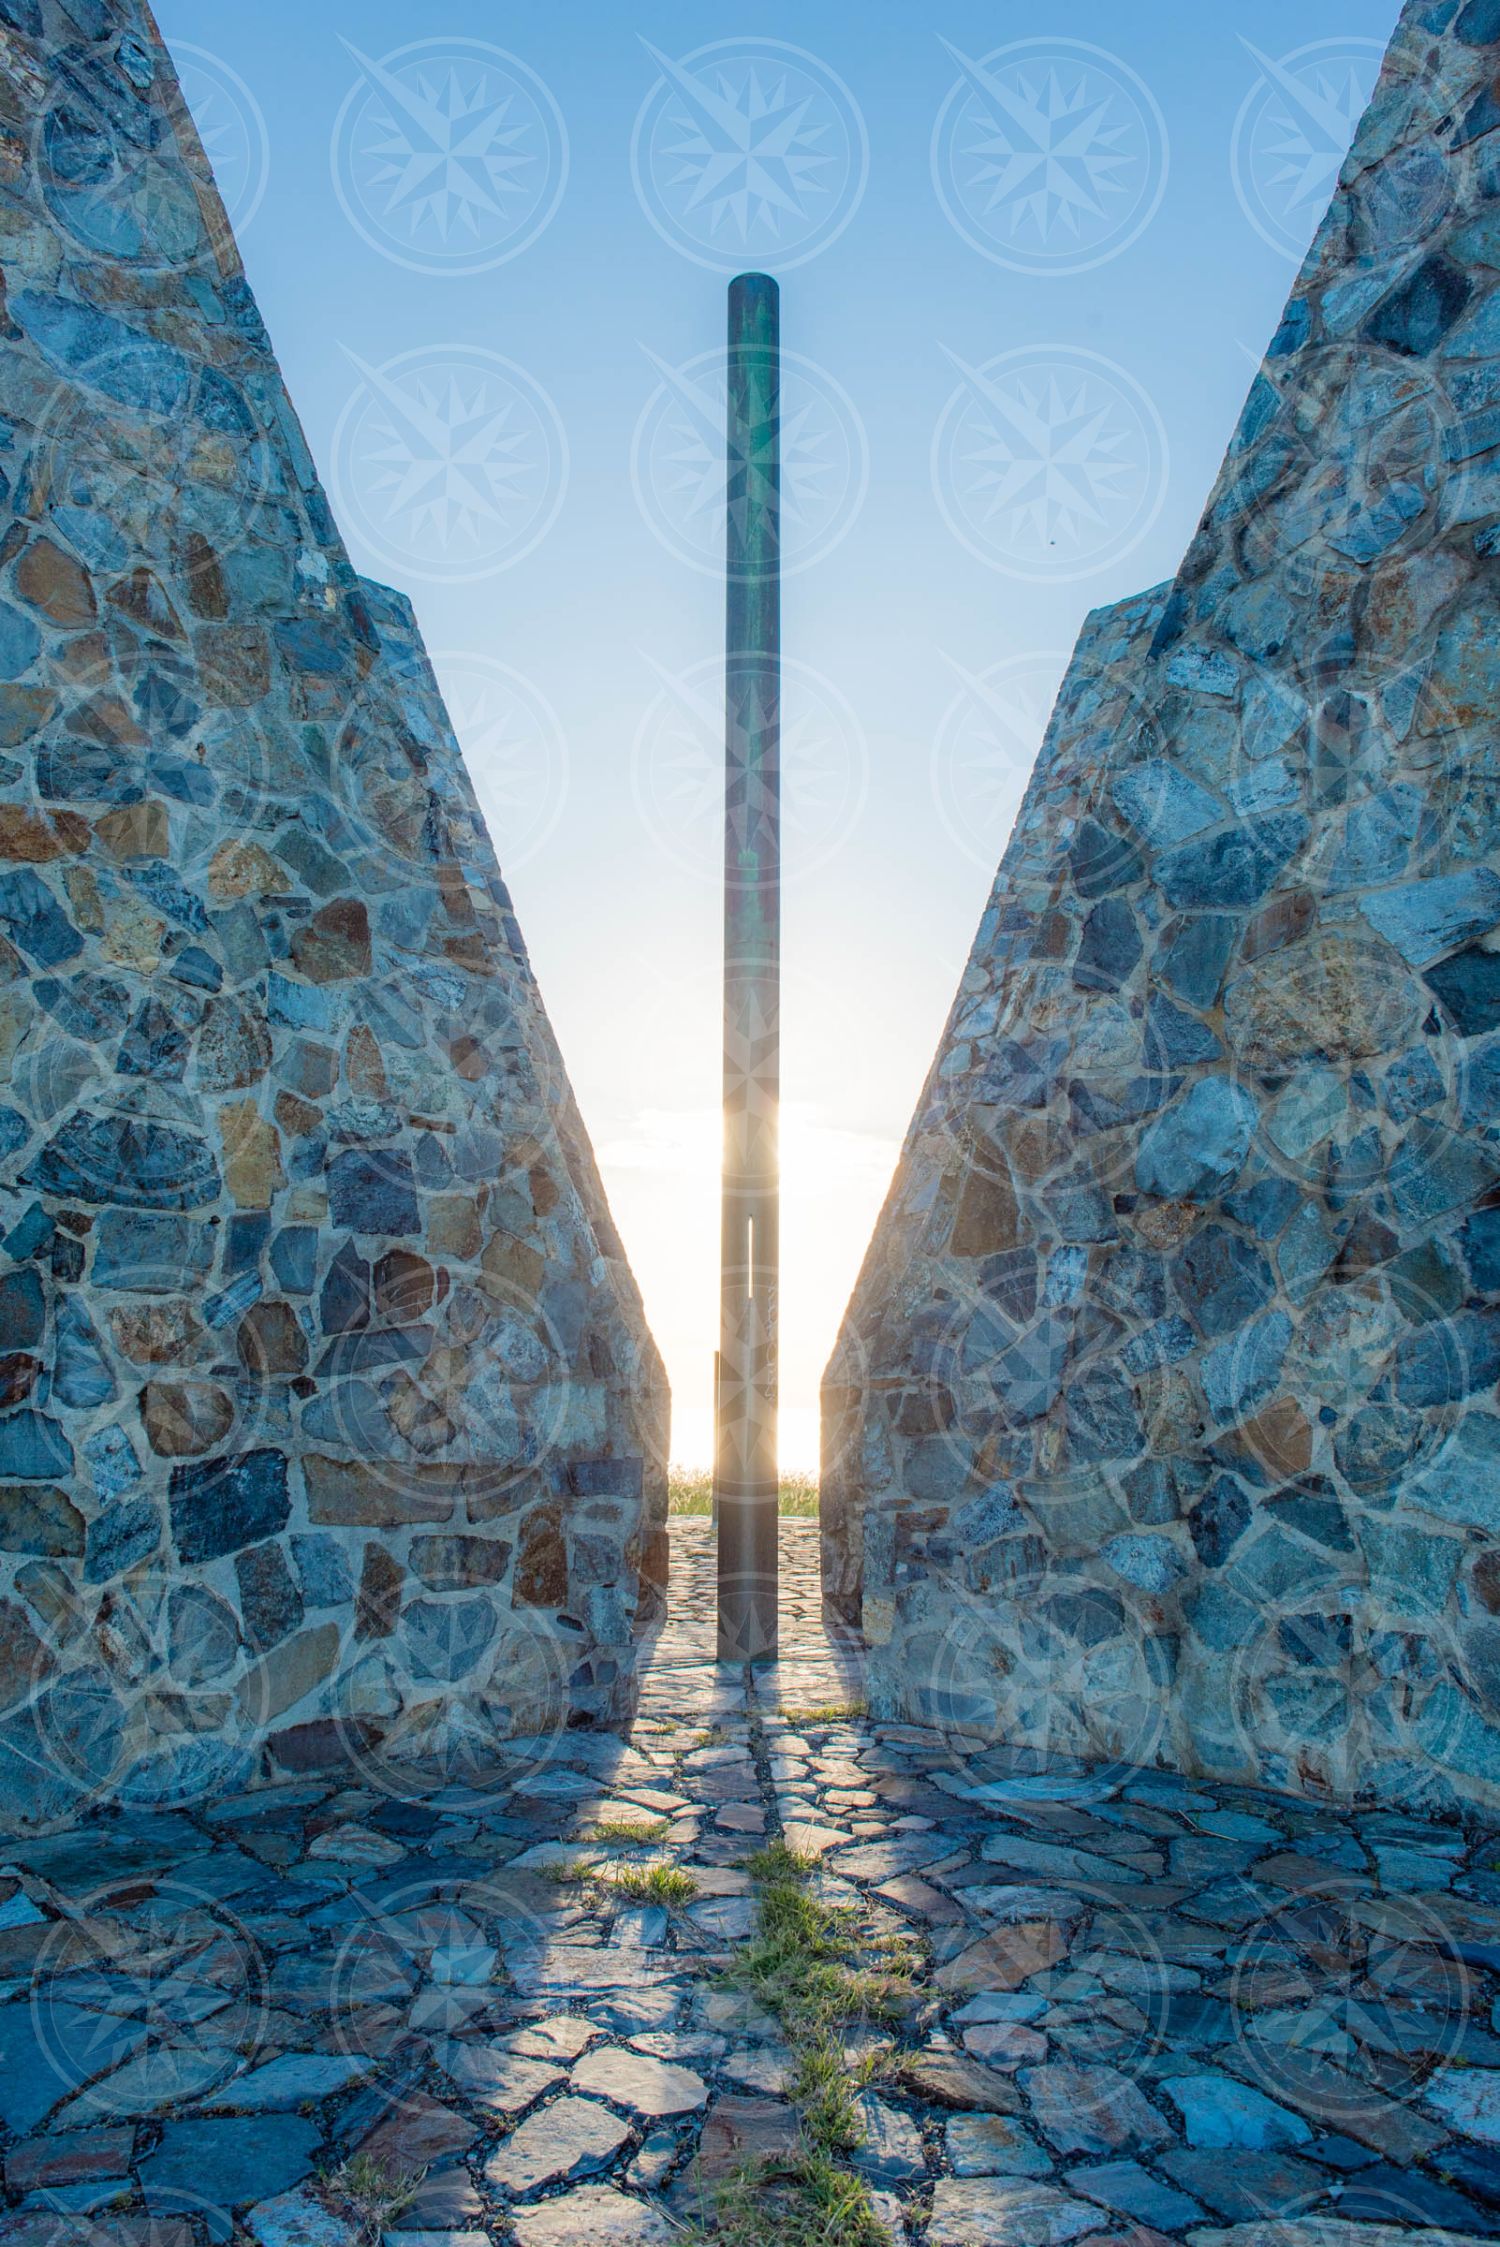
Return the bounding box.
[716,271,780,1663]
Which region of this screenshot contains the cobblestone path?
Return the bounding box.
[0,1522,1499,2243]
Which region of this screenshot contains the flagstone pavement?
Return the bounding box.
[0,1521,1499,2244]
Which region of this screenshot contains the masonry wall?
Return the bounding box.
[826,0,1500,1814]
[0,0,667,1825]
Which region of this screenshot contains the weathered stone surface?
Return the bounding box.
[483,2097,631,2197]
[0,0,666,1812]
[926,2179,1101,2246]
[823,0,1500,1813]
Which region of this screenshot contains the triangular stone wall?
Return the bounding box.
[0,0,667,1824]
[826,0,1500,1812]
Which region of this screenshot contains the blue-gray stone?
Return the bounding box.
[0,1267,43,1350]
[0,867,81,965]
[117,997,193,1081]
[1363,867,1500,966]
[1145,995,1221,1068]
[0,1409,72,1480]
[1161,916,1235,1011]
[267,973,334,1033]
[1189,1475,1252,1567]
[1070,818,1143,899]
[1111,763,1221,846]
[0,601,40,678]
[327,1149,419,1236]
[1136,1081,1258,1202]
[85,1496,161,1584]
[126,862,209,935]
[1202,1310,1292,1422]
[140,2117,320,2241]
[292,1533,352,1608]
[1157,815,1307,911]
[1464,1207,1500,1291]
[53,1293,115,1408]
[1428,944,1500,1034]
[270,1226,318,1294]
[12,291,195,416]
[1393,1310,1500,1405]
[34,1113,220,1210]
[170,1449,291,1563]
[1074,899,1141,991]
[1162,2072,1312,2149]
[84,1422,143,1500]
[1173,1226,1274,1338]
[1365,253,1472,353]
[93,1210,213,1290]
[33,972,129,1043]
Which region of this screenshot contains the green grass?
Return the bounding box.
[316,2155,421,2243]
[779,1699,868,1727]
[691,1812,918,2247]
[669,1469,821,1518]
[603,1861,699,1907]
[583,1816,671,1844]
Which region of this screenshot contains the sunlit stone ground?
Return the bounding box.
[0,1521,1497,2244]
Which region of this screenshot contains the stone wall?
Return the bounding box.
[0,0,667,1824]
[825,0,1500,1814]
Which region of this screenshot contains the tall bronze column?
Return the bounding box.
[716,271,780,1663]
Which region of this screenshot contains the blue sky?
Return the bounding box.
[158,0,1401,1466]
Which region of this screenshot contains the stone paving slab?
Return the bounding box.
[0,1523,1498,2243]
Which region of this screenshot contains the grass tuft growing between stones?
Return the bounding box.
[601,1861,699,1907]
[316,2154,421,2244]
[779,1698,868,1727]
[584,1815,671,1844]
[695,1826,916,2245]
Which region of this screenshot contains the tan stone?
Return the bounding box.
[355,1544,403,1639]
[238,1622,340,1723]
[935,1922,1067,1994]
[16,535,95,625]
[220,1101,284,1210]
[950,1161,1020,1256]
[0,808,63,861]
[140,1380,234,1458]
[480,1231,545,1296]
[105,567,185,638]
[196,625,271,705]
[67,693,147,748]
[110,1302,202,1365]
[274,1090,321,1139]
[95,800,169,860]
[304,1454,458,1527]
[345,1024,387,1098]
[236,1300,307,1377]
[429,1195,481,1261]
[101,895,164,971]
[1223,1395,1315,1480]
[0,686,55,746]
[513,1503,567,1608]
[208,838,286,900]
[291,897,370,983]
[1225,931,1424,1066]
[63,863,103,933]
